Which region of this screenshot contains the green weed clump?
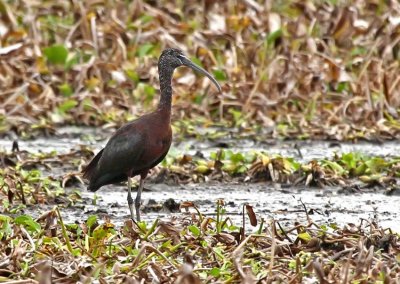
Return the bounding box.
[1,146,399,212]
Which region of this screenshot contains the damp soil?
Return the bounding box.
[2,126,400,163]
[1,127,399,232]
[16,182,400,232]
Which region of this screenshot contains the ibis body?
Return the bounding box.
[82,48,221,221]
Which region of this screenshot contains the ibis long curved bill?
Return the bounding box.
[82,48,221,222]
[177,55,222,93]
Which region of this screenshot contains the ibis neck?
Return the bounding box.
[158,67,174,110]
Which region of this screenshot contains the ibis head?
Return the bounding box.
[158,48,222,93]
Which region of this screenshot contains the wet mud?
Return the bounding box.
[1,127,399,231]
[18,182,398,232]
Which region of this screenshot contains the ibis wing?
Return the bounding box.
[85,124,146,190]
[97,128,145,176]
[82,148,104,180]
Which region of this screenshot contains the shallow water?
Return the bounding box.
[21,182,400,231]
[1,127,399,232]
[74,183,399,232]
[1,126,399,162]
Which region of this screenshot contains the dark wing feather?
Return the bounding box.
[82,148,104,180]
[84,123,145,191]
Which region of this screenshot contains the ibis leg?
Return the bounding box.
[127,177,135,220]
[135,178,144,222]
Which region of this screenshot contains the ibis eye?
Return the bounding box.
[176,54,187,64]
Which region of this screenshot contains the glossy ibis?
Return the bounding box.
[82,48,221,221]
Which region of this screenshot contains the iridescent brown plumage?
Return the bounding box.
[82,48,221,221]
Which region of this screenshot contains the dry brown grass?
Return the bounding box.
[1,0,400,140]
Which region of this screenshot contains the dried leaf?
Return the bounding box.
[245,204,257,226]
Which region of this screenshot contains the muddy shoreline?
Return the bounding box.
[1,128,399,232]
[11,182,399,233]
